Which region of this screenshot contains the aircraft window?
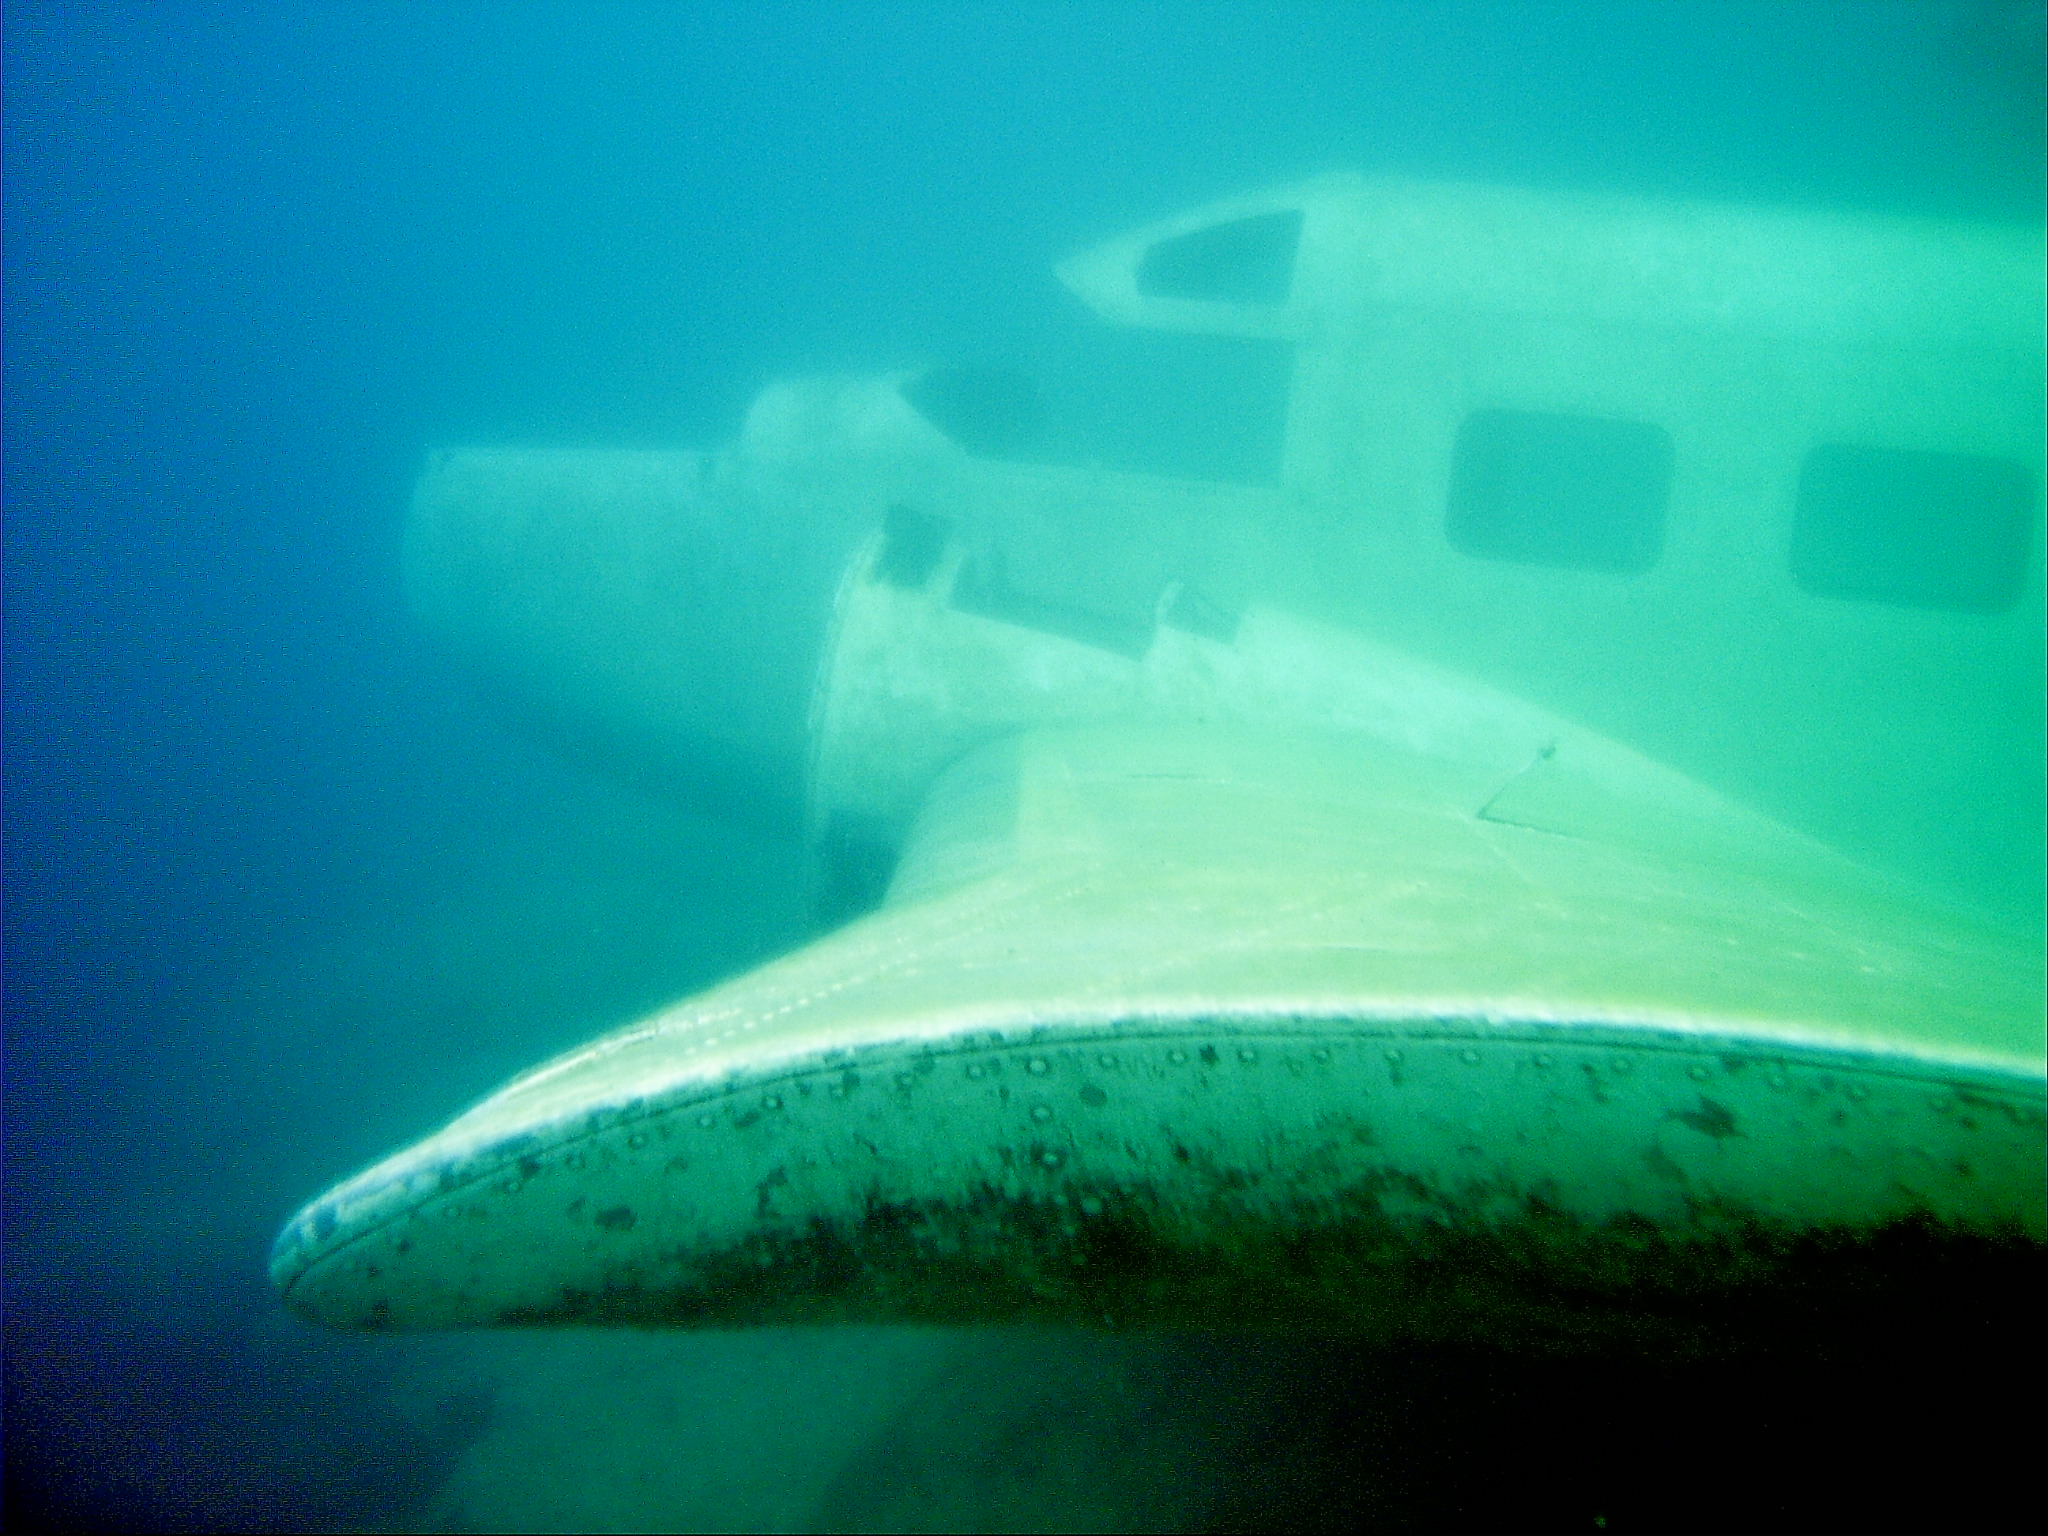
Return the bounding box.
[901,331,1291,485]
[1135,210,1302,307]
[898,366,1046,458]
[1446,410,1671,575]
[1791,445,2035,613]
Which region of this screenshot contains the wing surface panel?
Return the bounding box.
[273,723,2044,1334]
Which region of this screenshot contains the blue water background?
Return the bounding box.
[5,3,2042,1530]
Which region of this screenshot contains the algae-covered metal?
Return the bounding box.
[276,175,2045,1336]
[272,706,2043,1333]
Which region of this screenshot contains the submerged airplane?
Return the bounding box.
[274,175,2045,1341]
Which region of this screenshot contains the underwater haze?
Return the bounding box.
[5,3,2043,1531]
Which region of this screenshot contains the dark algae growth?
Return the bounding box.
[501,1173,2043,1357]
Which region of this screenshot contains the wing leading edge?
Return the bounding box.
[272,714,2044,1339]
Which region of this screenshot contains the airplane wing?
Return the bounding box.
[272,702,2044,1340]
[275,174,2044,1344]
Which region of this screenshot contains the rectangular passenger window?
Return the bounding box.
[1791,445,2035,613]
[1446,410,1671,575]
